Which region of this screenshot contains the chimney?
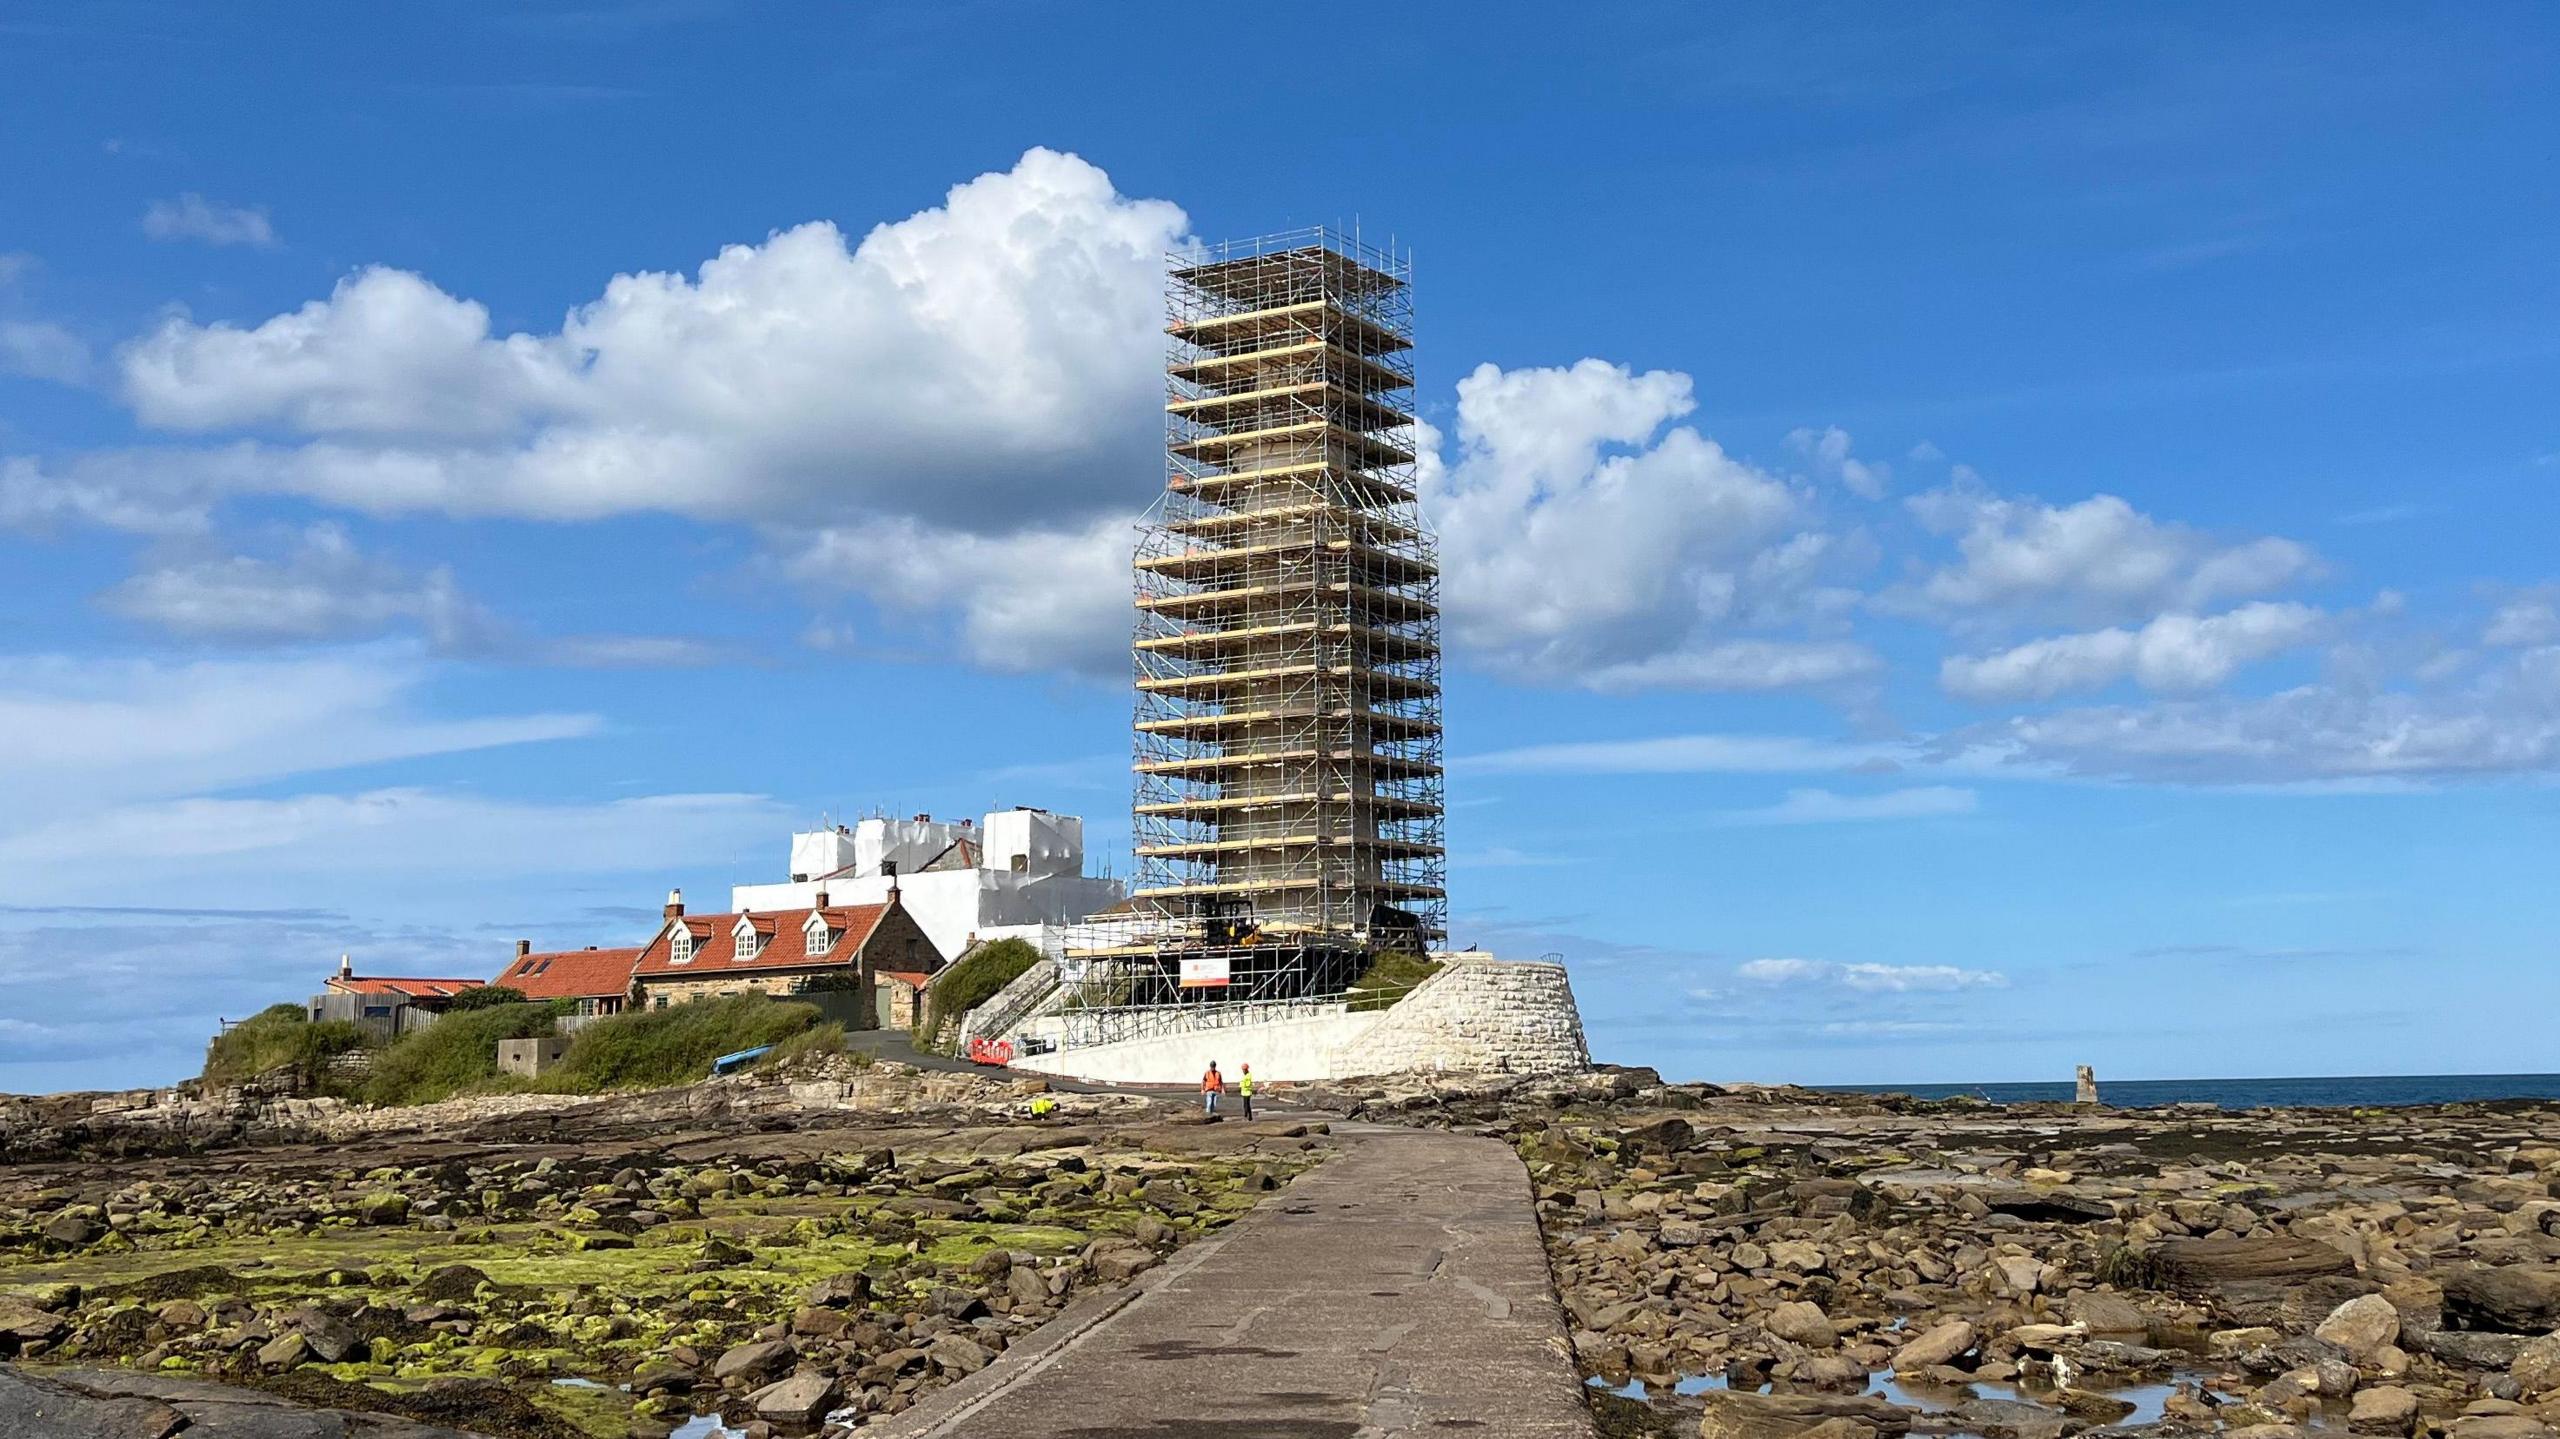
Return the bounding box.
[516,939,532,960]
[663,888,684,921]
[337,953,352,980]
[813,889,829,911]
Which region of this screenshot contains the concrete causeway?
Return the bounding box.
[882,1124,1596,1439]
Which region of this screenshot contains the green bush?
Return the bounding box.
[361,1002,557,1106]
[916,937,1040,1049]
[444,985,528,1011]
[757,1020,847,1071]
[203,1003,372,1090]
[1346,950,1443,1012]
[543,994,822,1092]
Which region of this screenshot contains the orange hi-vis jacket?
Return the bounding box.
[1202,1068,1224,1094]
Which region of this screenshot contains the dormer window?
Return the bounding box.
[734,916,766,961]
[805,915,837,956]
[670,930,695,964]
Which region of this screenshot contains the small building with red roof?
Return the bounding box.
[629,887,945,1020]
[494,941,644,1016]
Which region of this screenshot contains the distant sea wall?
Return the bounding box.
[1012,956,1590,1084]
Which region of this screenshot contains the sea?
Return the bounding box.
[1817,1072,2560,1109]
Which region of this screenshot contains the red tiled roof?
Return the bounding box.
[496,946,643,1002]
[631,902,895,978]
[329,976,486,1000]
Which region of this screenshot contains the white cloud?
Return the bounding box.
[1721,785,1978,824]
[0,321,91,385]
[2484,589,2560,648]
[1951,645,2560,784]
[1787,424,1889,499]
[0,788,782,898]
[1738,957,2008,991]
[0,647,595,814]
[785,512,1131,676]
[92,524,721,666]
[1424,360,1874,692]
[115,149,1179,532]
[1903,478,2315,624]
[98,523,482,644]
[141,193,280,248]
[1459,732,1901,776]
[1941,601,2326,701]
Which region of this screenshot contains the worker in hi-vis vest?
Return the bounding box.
[1238,1063,1255,1121]
[1201,1061,1224,1116]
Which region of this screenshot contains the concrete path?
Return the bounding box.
[882,1125,1595,1439]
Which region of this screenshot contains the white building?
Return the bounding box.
[729,808,1122,961]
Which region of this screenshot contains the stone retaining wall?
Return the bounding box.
[1010,957,1589,1084]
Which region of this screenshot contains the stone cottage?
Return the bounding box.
[628,888,945,1021]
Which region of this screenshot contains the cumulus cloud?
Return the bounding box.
[1902,477,2316,624]
[115,149,1180,530]
[1787,424,1889,499]
[1737,958,2008,991]
[141,193,279,248]
[0,321,91,385]
[1941,601,2327,701]
[1424,361,1874,692]
[785,512,1132,676]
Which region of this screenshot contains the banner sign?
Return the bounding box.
[1179,956,1232,988]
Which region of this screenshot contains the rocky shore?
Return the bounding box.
[1347,1067,2560,1439]
[0,1057,1327,1437]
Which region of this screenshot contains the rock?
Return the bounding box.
[712,1338,795,1383]
[287,1308,361,1363]
[0,1366,187,1439]
[2445,1267,2560,1334]
[40,1212,102,1247]
[1797,1355,1869,1389]
[805,1271,871,1308]
[2065,1292,2152,1333]
[2056,1391,2137,1424]
[1892,1319,1977,1372]
[1087,1241,1158,1283]
[356,1191,409,1225]
[749,1371,839,1423]
[2447,1418,2558,1439]
[2512,1335,2560,1397]
[1768,1240,1827,1273]
[1767,1300,1840,1349]
[2145,1236,2354,1292]
[2418,1330,2529,1368]
[0,1300,71,1351]
[2316,1294,2403,1360]
[256,1331,311,1370]
[1697,1390,1913,1439]
[1005,1266,1050,1309]
[2006,1323,2085,1352]
[1991,1255,2045,1295]
[1948,1397,2074,1439]
[929,1335,994,1375]
[1982,1190,2114,1224]
[1659,1219,1706,1247]
[2348,1386,2418,1434]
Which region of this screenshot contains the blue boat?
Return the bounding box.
[711,1044,773,1076]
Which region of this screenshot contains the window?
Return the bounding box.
[806,918,836,955]
[671,931,695,963]
[653,993,669,1009]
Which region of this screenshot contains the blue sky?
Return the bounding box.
[3,3,2556,1093]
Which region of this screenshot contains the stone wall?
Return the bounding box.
[1354,957,1589,1077]
[1010,957,1589,1084]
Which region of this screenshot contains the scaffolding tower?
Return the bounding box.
[1061,227,1445,1034]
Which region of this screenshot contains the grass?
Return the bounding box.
[916,937,1040,1049]
[202,1004,374,1090]
[543,994,823,1092]
[361,1003,560,1106]
[1345,950,1443,1012]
